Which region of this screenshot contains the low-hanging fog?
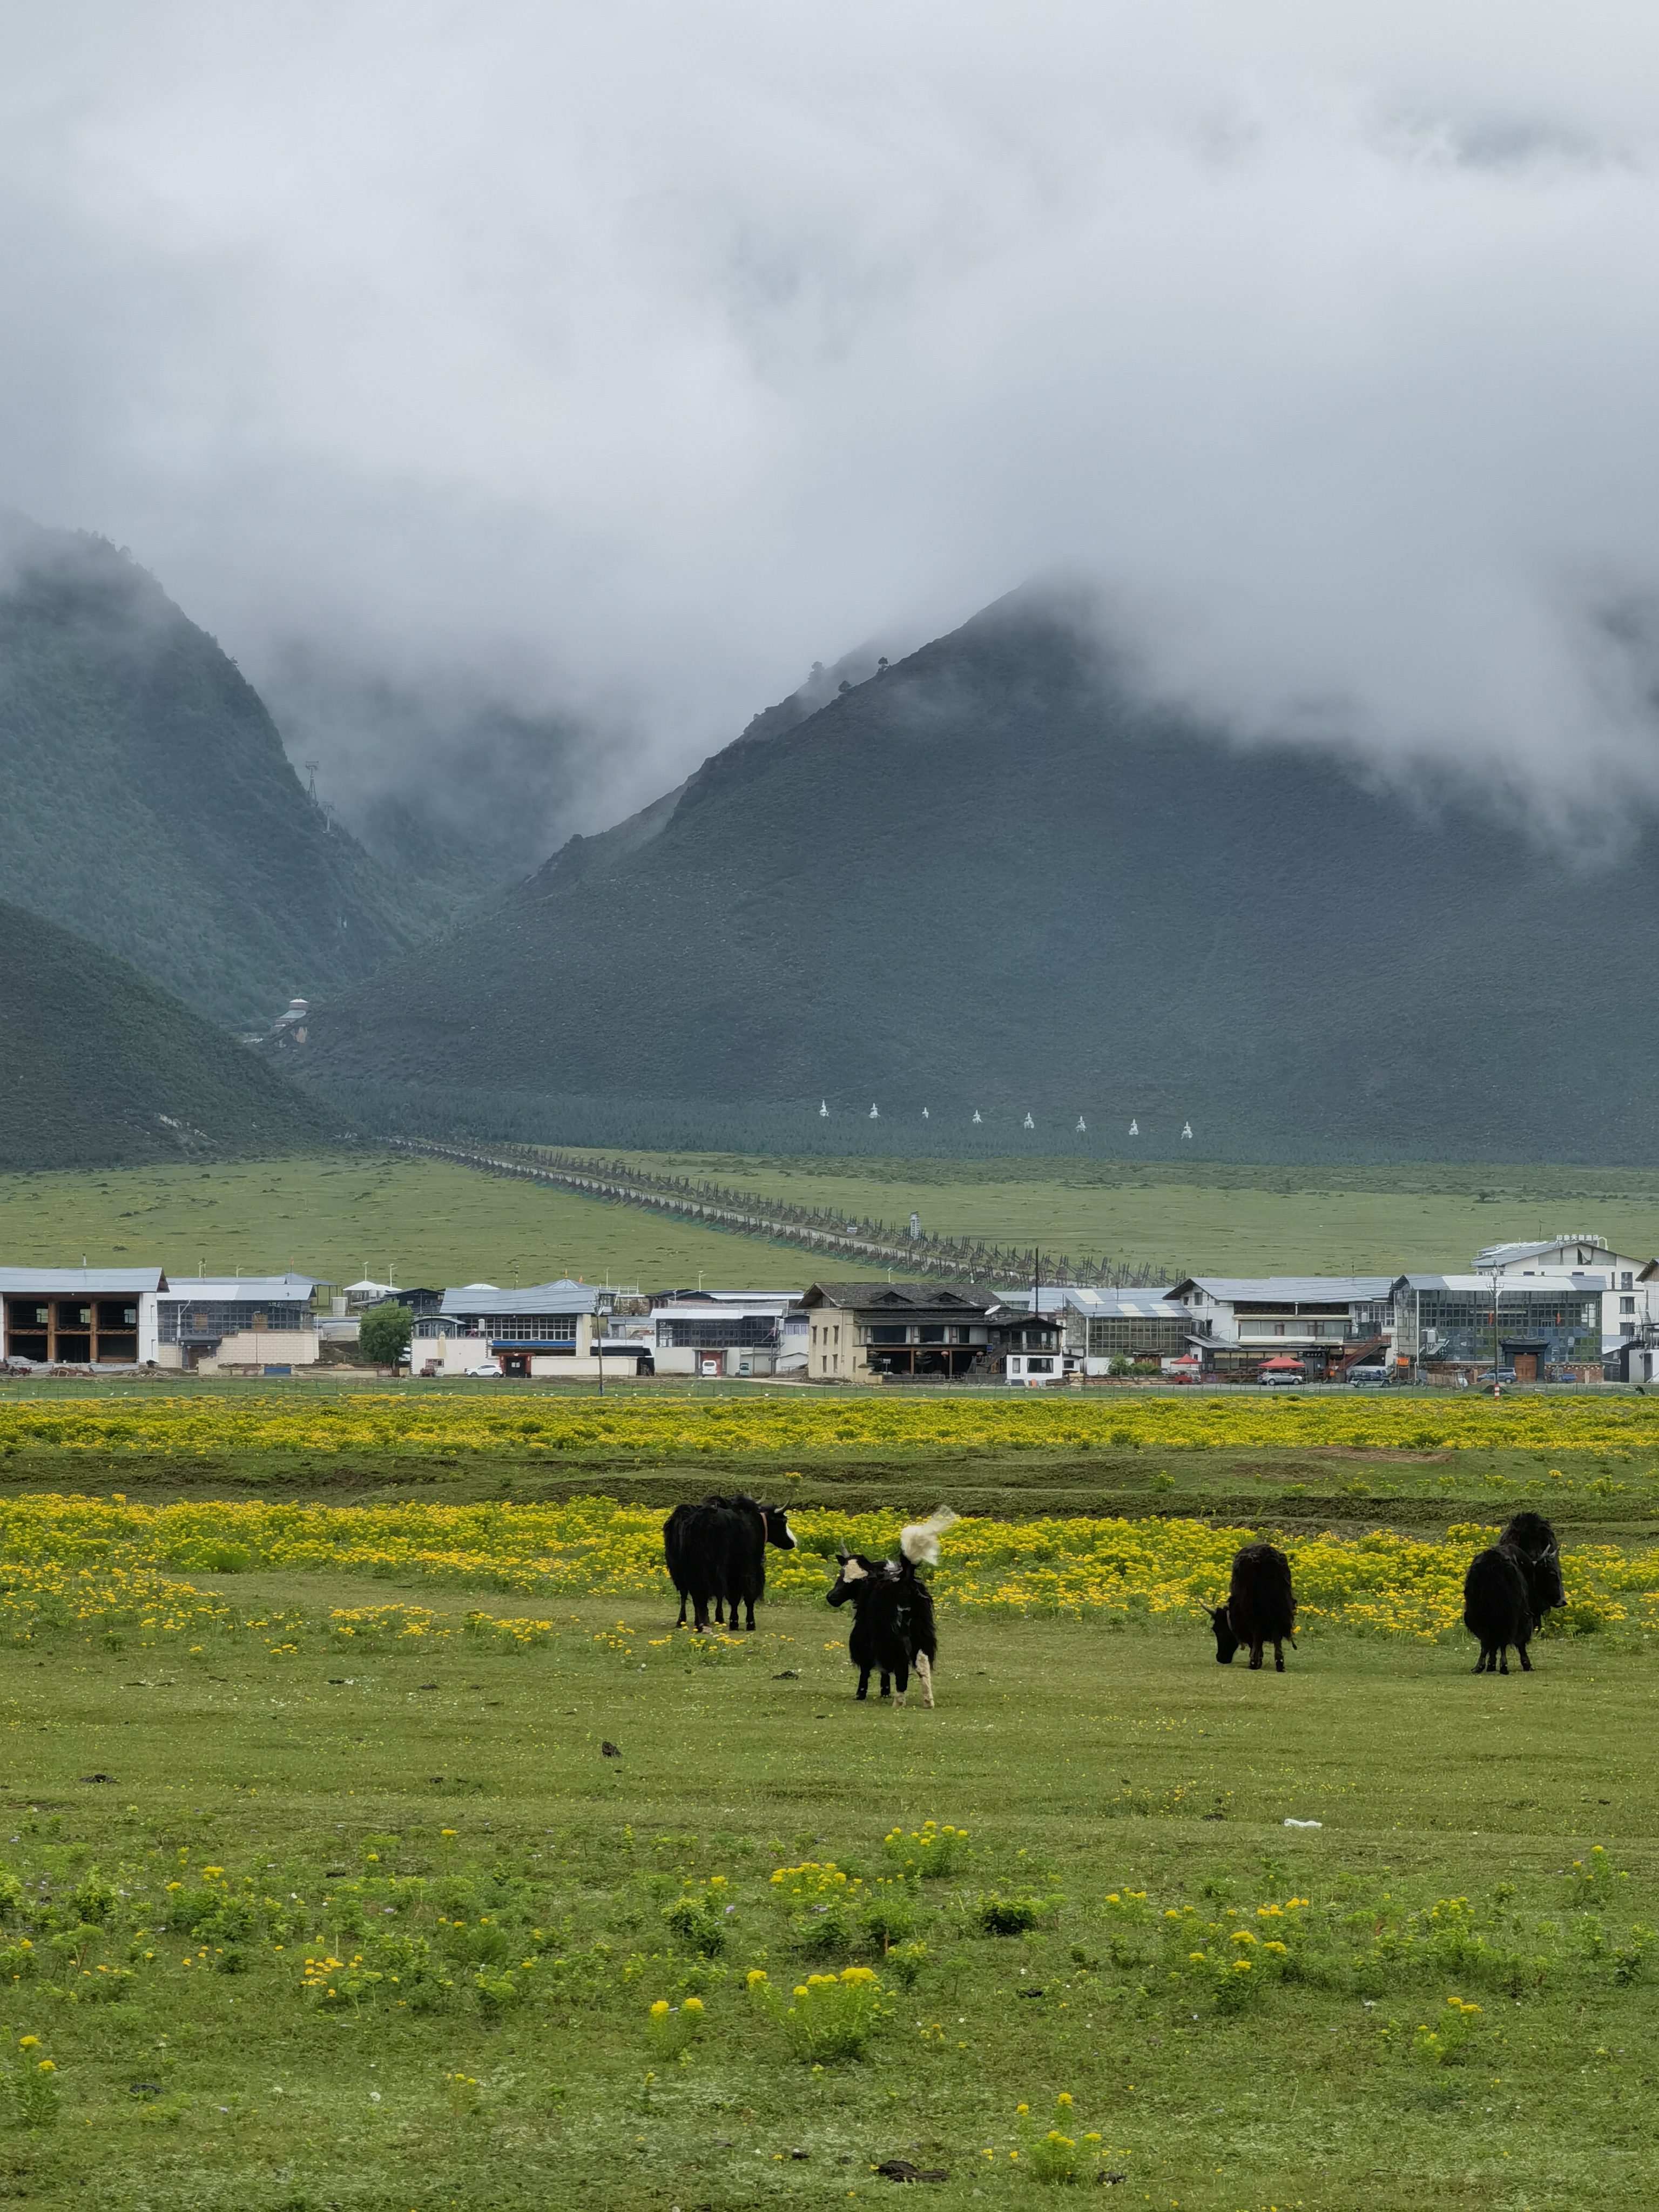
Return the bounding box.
[5,0,1659,872]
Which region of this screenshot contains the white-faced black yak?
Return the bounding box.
[663,1495,797,1633]
[826,1507,956,1708]
[1206,1541,1297,1672]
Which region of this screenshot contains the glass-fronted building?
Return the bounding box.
[1391,1273,1604,1380]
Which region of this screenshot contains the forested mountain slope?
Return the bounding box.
[0,515,415,1029]
[0,899,355,1170]
[286,586,1659,1163]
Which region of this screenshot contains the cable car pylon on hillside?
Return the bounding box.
[972,1110,982,1124]
[869,1103,880,1119]
[819,1100,828,1117]
[1128,1119,1139,1136]
[1182,1122,1193,1141]
[1075,1116,1086,1132]
[1023,1112,1035,1130]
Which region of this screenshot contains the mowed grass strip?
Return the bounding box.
[0,1594,1652,2207]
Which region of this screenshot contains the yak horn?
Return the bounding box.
[900,1506,961,1566]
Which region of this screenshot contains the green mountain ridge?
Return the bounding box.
[0,898,356,1171]
[0,514,417,1029]
[286,583,1659,1163]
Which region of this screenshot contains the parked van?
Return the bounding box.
[1346,1365,1392,1387]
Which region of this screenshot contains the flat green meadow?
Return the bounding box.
[0,1389,1652,2206]
[0,1574,1656,2207]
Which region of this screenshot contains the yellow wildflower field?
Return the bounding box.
[0,1493,1651,1648]
[2,1387,1659,1458]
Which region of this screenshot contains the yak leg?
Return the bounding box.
[1248,1641,1264,1671]
[915,1653,935,1709]
[1273,1641,1285,1673]
[743,1596,758,1631]
[676,1592,687,1627]
[1518,1644,1533,1673]
[713,1596,725,1625]
[855,1668,871,1700]
[892,1656,909,1708]
[1498,1646,1510,1675]
[878,1671,892,1699]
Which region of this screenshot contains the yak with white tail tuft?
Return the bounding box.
[826,1508,957,1707]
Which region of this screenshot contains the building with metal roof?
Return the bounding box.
[1390,1272,1606,1381]
[1000,1285,1188,1367]
[156,1275,321,1373]
[1167,1276,1397,1379]
[426,1280,613,1379]
[1,1269,167,1367]
[798,1283,997,1381]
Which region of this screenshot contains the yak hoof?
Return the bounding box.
[1274,1654,1285,1673]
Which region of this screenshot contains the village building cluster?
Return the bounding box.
[0,1234,1653,1387]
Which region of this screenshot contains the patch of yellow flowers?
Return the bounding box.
[0,1492,1653,1644]
[4,1388,1659,1457]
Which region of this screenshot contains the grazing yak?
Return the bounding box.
[1464,1514,1562,1675]
[827,1507,956,1708]
[1464,1542,1534,1675]
[1206,1541,1297,1671]
[1498,1511,1566,1630]
[663,1495,797,1634]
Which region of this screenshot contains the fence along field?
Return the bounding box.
[0,1393,1650,2206]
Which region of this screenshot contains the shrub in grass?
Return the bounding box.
[861,1884,916,1951]
[663,1878,732,1956]
[889,1940,928,1988]
[1413,1996,1483,2069]
[748,1966,890,2062]
[646,1994,705,2061]
[474,1971,522,2014]
[69,1867,116,1924]
[1017,2094,1100,2183]
[882,1822,968,1881]
[975,1894,1053,1937]
[6,2041,57,2131]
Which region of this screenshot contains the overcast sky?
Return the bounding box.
[5,0,1659,846]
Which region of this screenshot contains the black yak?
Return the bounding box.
[826,1508,954,1707]
[1464,1541,1534,1674]
[663,1495,796,1633]
[1498,1511,1565,1630]
[1206,1541,1297,1671]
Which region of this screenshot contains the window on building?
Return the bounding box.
[1622,1323,1636,1338]
[1622,1297,1636,1315]
[1623,1272,1635,1291]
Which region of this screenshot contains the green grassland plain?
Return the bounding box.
[8,1147,1659,1291]
[0,1579,1655,2207]
[564,1150,1659,1276]
[0,1407,1651,2202]
[0,1154,889,1292]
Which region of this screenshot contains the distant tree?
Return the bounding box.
[359,1302,412,1366]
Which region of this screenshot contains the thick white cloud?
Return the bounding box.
[4,0,1659,844]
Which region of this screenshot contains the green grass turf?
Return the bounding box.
[563,1149,1659,1275]
[12,1144,1659,1293]
[0,1154,888,1291]
[0,1588,1655,2209]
